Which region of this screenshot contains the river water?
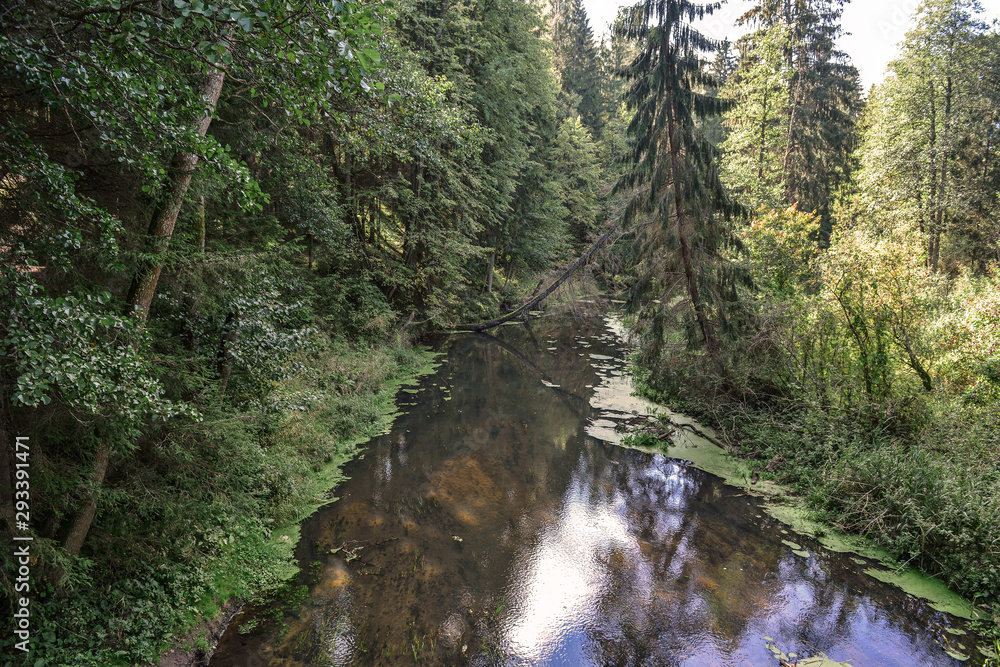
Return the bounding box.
[211,312,973,666]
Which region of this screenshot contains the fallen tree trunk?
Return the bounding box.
[455,223,619,332]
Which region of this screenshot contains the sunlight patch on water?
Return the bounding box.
[503,471,645,662]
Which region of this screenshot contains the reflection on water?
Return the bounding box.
[211,313,969,667]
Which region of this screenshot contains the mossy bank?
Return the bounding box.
[0,340,437,667]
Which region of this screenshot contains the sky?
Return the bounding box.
[581,0,1000,91]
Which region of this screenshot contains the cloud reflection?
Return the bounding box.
[501,453,697,664]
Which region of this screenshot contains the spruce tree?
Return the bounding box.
[553,0,606,136]
[737,0,862,228]
[615,0,745,370]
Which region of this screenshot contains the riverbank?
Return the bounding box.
[151,341,440,667]
[628,371,1000,655]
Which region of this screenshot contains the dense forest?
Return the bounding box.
[1,0,999,664]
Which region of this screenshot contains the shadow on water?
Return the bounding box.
[210,312,972,667]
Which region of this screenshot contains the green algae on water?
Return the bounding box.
[642,429,977,622]
[943,646,970,661]
[765,638,853,666]
[765,504,891,561]
[761,496,976,620]
[863,567,975,619]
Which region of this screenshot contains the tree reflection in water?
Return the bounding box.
[211,314,967,667]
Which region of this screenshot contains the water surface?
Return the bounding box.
[211,313,971,666]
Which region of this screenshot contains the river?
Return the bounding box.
[210,312,973,666]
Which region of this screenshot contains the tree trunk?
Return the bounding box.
[933,73,953,273]
[184,196,206,352]
[904,343,933,392]
[501,259,514,293]
[758,88,768,183]
[73,59,226,556]
[928,79,939,271]
[196,195,206,251]
[916,178,925,237]
[403,155,424,268]
[125,63,226,321]
[63,439,110,555]
[217,311,240,397]
[457,223,618,331]
[486,251,495,293]
[665,95,722,369]
[782,70,801,203]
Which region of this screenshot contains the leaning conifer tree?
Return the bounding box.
[614,0,747,374]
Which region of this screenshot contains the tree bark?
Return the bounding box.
[665,92,722,369]
[71,57,226,557]
[758,88,768,183]
[184,196,206,352]
[196,195,206,251]
[904,344,933,392]
[928,79,939,271]
[63,439,110,555]
[125,63,226,321]
[933,73,953,273]
[782,71,800,203]
[402,154,425,268]
[486,250,495,293]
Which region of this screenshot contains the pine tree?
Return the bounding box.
[615,0,746,369]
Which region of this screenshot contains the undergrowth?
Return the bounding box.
[0,341,431,667]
